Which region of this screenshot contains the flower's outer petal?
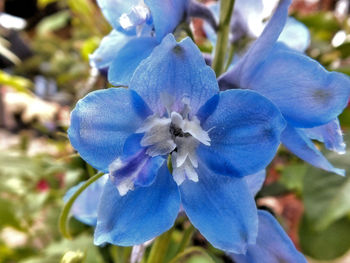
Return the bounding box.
[130,34,218,116]
[179,163,258,253]
[197,89,285,177]
[68,88,152,172]
[245,170,266,197]
[108,37,159,87]
[233,44,350,128]
[145,0,188,41]
[229,210,307,263]
[96,0,139,33]
[218,0,290,85]
[63,175,108,226]
[89,30,132,70]
[304,118,346,154]
[281,124,345,176]
[94,164,180,246]
[278,17,310,52]
[231,0,265,40]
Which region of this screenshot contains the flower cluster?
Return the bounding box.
[65,0,350,262]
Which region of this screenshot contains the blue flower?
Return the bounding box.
[203,0,310,52]
[68,34,286,253]
[90,0,217,87]
[90,0,189,86]
[229,210,307,263]
[218,0,350,175]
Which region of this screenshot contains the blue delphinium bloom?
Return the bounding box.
[90,0,188,86]
[69,33,286,253]
[218,0,350,175]
[229,210,307,263]
[90,0,217,87]
[204,0,310,52]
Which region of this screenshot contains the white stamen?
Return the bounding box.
[109,157,147,196]
[119,2,150,31]
[137,102,210,184]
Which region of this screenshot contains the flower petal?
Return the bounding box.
[245,170,266,197]
[68,88,152,172]
[278,17,310,52]
[94,164,180,246]
[231,0,265,40]
[231,44,350,127]
[109,148,165,196]
[145,0,188,41]
[63,175,108,226]
[108,37,159,86]
[229,210,307,263]
[303,118,346,154]
[130,34,218,116]
[89,30,132,70]
[197,89,285,177]
[281,124,345,176]
[219,0,291,85]
[179,163,258,253]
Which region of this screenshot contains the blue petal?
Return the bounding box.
[68,88,152,172]
[245,170,266,197]
[230,210,307,263]
[109,147,165,195]
[281,124,345,176]
[278,17,310,52]
[64,175,108,226]
[221,42,350,128]
[218,0,291,85]
[130,34,218,116]
[96,0,140,33]
[231,0,265,41]
[303,118,346,154]
[180,163,258,253]
[145,0,188,41]
[197,89,285,177]
[89,30,132,70]
[94,164,180,246]
[108,37,159,86]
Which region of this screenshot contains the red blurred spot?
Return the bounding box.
[36,179,50,192]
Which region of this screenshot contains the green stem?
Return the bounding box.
[146,229,173,263]
[59,172,105,239]
[224,44,235,72]
[176,224,195,254]
[211,0,235,76]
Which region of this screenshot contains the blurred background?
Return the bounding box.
[0,0,350,262]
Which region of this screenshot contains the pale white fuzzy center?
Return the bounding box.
[119,1,150,31]
[138,111,211,185]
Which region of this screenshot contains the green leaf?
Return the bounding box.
[280,164,307,193]
[299,215,350,260]
[0,70,33,93]
[0,198,21,229]
[302,137,350,230]
[37,11,71,36]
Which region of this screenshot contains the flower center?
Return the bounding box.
[137,110,210,185]
[119,1,150,31]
